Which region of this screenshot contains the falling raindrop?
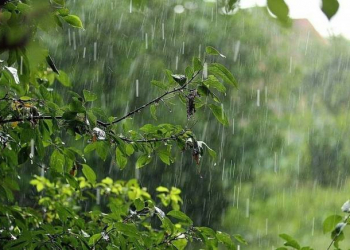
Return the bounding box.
[96,187,100,205]
[257,89,260,107]
[40,164,45,177]
[68,28,71,46]
[203,62,208,79]
[94,42,97,61]
[136,79,139,97]
[73,31,76,50]
[145,33,148,49]
[234,40,240,62]
[29,139,34,160]
[175,55,179,70]
[245,198,249,218]
[274,152,277,173]
[20,56,23,75]
[305,31,310,55]
[232,118,235,135]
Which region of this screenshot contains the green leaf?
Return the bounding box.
[321,0,339,20]
[56,70,72,87]
[95,141,109,161]
[136,155,152,168]
[267,0,290,23]
[156,186,169,192]
[116,148,127,169]
[150,104,157,120]
[157,148,171,165]
[82,164,96,184]
[87,110,97,126]
[209,63,237,88]
[204,75,226,93]
[151,80,168,90]
[84,143,96,154]
[205,46,226,58]
[216,231,235,248]
[69,97,85,113]
[193,57,203,72]
[279,234,300,249]
[161,217,174,234]
[323,215,343,233]
[167,210,193,225]
[134,198,144,211]
[115,222,139,237]
[83,90,97,102]
[233,234,247,245]
[50,149,65,172]
[208,104,229,126]
[125,144,135,156]
[88,233,101,246]
[172,239,188,250]
[63,15,84,29]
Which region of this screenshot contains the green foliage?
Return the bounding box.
[3,175,237,249]
[0,1,245,249]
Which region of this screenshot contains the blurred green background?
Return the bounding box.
[34,0,350,248]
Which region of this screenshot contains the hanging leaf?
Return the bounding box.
[209,63,237,88]
[136,155,152,168]
[208,104,229,126]
[56,70,72,87]
[82,164,96,184]
[50,149,65,172]
[46,55,59,74]
[150,104,157,120]
[323,215,343,233]
[279,234,300,249]
[193,57,203,72]
[116,148,127,169]
[267,0,290,24]
[205,46,226,58]
[321,0,339,20]
[167,210,193,225]
[157,148,171,165]
[204,75,226,93]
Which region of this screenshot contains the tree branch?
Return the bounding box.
[118,130,188,143]
[0,71,201,128]
[99,70,201,127]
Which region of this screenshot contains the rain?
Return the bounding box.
[1,0,350,249]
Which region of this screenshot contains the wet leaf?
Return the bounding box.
[208,104,229,126]
[321,0,339,20]
[205,46,226,58]
[63,15,84,29]
[82,164,96,184]
[323,215,343,233]
[83,90,97,102]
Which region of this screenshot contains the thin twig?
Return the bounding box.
[100,70,201,127]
